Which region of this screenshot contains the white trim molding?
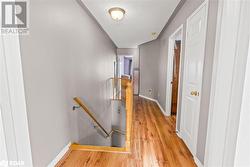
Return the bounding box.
[234,39,250,167]
[165,24,184,117]
[0,107,8,162]
[155,101,166,116]
[176,131,182,139]
[47,142,71,167]
[194,156,204,167]
[204,1,250,166]
[0,34,33,166]
[139,95,167,116]
[139,94,156,102]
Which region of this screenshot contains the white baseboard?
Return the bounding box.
[177,132,200,166]
[47,142,71,167]
[139,94,157,102]
[155,100,167,116]
[176,131,182,139]
[194,156,204,167]
[139,94,167,116]
[177,132,198,164]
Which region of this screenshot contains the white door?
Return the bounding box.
[0,36,19,163]
[0,35,33,166]
[0,107,8,162]
[180,1,208,155]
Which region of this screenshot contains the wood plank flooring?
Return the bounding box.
[57,97,196,167]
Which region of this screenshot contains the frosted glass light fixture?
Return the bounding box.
[108,7,125,21]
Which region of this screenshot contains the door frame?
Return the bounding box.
[165,24,184,123]
[179,0,208,156]
[204,0,250,166]
[234,38,250,167]
[0,107,8,162]
[0,34,33,166]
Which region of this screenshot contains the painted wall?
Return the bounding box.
[139,40,160,99]
[117,48,140,69]
[117,48,140,95]
[19,0,116,166]
[124,57,132,75]
[119,56,125,76]
[139,0,219,164]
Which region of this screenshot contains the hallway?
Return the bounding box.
[57,97,196,167]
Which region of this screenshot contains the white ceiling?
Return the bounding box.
[81,0,181,48]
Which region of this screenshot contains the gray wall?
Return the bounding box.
[117,48,140,69]
[117,48,140,95]
[139,40,160,99]
[139,0,218,164]
[124,57,132,75]
[19,0,116,166]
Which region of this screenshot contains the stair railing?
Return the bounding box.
[73,97,125,138]
[73,97,110,137]
[72,78,133,151]
[110,77,132,101]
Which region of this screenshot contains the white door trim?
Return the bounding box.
[165,24,183,118]
[180,0,208,156]
[234,37,250,167]
[204,0,250,166]
[0,107,8,162]
[0,34,33,166]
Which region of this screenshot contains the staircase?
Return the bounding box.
[70,78,133,153]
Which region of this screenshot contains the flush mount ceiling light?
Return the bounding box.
[108,7,126,21]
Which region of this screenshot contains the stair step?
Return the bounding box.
[70,143,130,154]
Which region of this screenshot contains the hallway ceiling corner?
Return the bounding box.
[81,0,181,48]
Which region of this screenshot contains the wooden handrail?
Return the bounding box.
[73,97,109,137]
[109,77,131,86]
[72,79,133,152]
[110,77,132,100]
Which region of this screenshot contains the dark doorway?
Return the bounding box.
[171,40,181,115]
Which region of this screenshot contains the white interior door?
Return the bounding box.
[0,35,33,166]
[0,107,8,162]
[234,38,250,167]
[180,1,208,155]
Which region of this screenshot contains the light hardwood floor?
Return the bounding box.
[57,97,196,167]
